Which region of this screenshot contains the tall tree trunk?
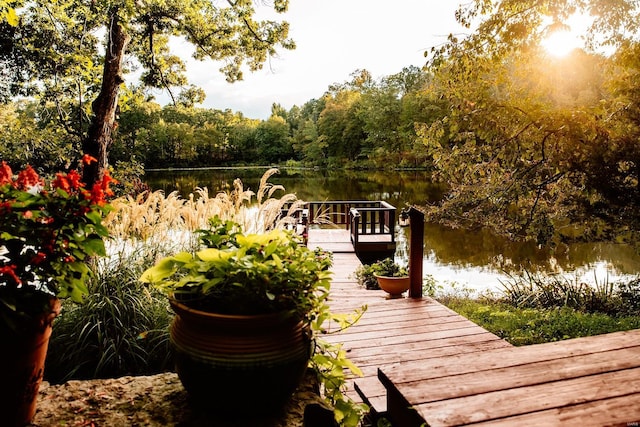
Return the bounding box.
[82,13,130,186]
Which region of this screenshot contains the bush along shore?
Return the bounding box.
[436,273,640,346]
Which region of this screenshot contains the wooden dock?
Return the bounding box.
[309,229,640,426]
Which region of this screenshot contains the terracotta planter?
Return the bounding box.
[169,299,312,413]
[0,297,61,427]
[375,274,410,298]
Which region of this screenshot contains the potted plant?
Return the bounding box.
[140,216,333,414]
[369,257,410,298]
[0,158,114,426]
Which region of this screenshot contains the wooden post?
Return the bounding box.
[408,207,424,299]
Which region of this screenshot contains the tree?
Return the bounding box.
[420,0,640,244]
[3,0,294,184]
[317,90,364,163]
[255,116,292,163]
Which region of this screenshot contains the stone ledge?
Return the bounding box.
[31,372,324,426]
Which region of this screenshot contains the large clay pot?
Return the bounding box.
[375,274,410,298]
[0,297,61,427]
[169,299,312,413]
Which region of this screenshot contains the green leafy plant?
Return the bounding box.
[372,257,408,278]
[310,303,369,427]
[354,263,381,290]
[0,158,114,328]
[140,216,332,319]
[354,257,408,290]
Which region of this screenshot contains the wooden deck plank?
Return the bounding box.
[470,393,640,426]
[414,367,640,426]
[380,332,640,426]
[379,329,640,384]
[388,346,640,403]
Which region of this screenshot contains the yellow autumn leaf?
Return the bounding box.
[6,8,18,26]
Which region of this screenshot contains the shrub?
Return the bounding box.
[45,245,173,383]
[500,271,640,316]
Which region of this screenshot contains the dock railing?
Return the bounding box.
[283,200,394,231]
[348,201,396,246]
[282,200,397,263]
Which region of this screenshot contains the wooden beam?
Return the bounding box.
[408,207,424,298]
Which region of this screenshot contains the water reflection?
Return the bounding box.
[145,167,640,292]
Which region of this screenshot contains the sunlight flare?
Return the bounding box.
[541,30,581,57]
[540,13,592,57]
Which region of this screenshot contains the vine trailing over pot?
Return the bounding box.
[141,216,368,425]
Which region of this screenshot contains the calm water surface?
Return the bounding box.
[145,167,640,294]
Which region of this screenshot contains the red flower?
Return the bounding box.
[32,252,47,265]
[16,165,42,190]
[0,265,22,286]
[52,173,71,193]
[67,170,83,191]
[0,201,11,214]
[0,161,12,186]
[100,170,117,197]
[86,171,118,205]
[89,184,105,205]
[52,170,84,193]
[82,154,97,165]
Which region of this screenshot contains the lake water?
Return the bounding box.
[145,167,640,295]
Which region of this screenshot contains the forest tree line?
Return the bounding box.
[0,66,435,170]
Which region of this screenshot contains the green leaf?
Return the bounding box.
[82,238,106,256]
[197,248,231,262]
[140,258,178,283]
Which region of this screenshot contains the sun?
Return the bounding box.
[540,30,581,57]
[539,13,591,57]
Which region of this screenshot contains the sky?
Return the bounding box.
[163,1,465,119]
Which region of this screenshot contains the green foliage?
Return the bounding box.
[354,263,380,290]
[3,0,295,181]
[310,338,369,427]
[141,216,333,320]
[501,272,640,316]
[0,103,76,172]
[310,303,369,427]
[354,258,409,290]
[422,274,439,297]
[255,116,294,163]
[421,0,640,244]
[441,296,640,346]
[45,244,173,383]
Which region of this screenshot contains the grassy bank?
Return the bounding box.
[436,274,640,346]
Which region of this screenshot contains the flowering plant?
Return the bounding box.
[0,157,115,326]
